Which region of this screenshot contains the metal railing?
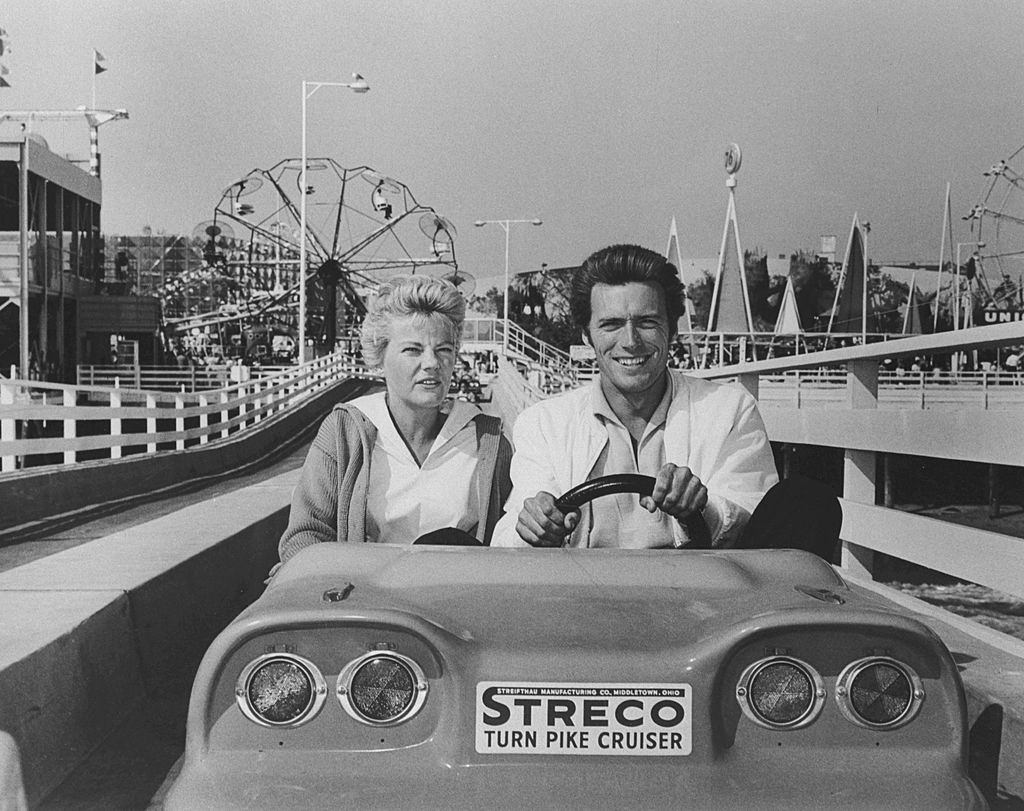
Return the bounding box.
[2,351,379,472]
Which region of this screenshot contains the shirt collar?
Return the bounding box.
[435,397,480,446]
[355,391,480,455]
[590,371,674,431]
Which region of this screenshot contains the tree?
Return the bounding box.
[870,270,911,334]
[744,249,773,331]
[467,287,503,317]
[686,274,715,330]
[509,268,577,350]
[788,251,836,330]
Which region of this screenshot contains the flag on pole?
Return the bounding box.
[94,49,106,74]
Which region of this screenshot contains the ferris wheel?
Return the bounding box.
[964,143,1024,310]
[165,159,460,344]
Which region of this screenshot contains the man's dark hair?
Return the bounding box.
[570,244,686,337]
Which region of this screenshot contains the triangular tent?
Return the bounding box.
[827,213,867,335]
[665,217,696,335]
[774,277,803,334]
[902,272,931,335]
[707,194,754,333]
[933,183,953,330]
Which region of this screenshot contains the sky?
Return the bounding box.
[2,0,1022,291]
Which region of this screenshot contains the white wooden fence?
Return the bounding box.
[756,368,1024,410]
[75,364,294,392]
[1,352,379,472]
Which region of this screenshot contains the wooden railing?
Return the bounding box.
[1,351,380,472]
[756,368,1024,410]
[76,363,293,392]
[690,321,1024,600]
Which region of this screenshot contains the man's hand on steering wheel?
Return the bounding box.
[641,463,708,524]
[516,491,580,547]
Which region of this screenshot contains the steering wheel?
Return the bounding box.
[554,473,713,549]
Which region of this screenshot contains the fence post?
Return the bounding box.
[146,393,157,454]
[919,370,926,409]
[841,359,879,579]
[253,379,262,424]
[0,382,14,472]
[174,393,185,450]
[221,390,230,438]
[134,364,141,390]
[199,394,209,444]
[63,387,77,465]
[982,370,989,410]
[110,390,122,459]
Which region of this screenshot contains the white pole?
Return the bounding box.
[934,183,950,331]
[299,81,308,364]
[861,226,868,343]
[19,140,28,379]
[954,243,962,332]
[502,222,510,353]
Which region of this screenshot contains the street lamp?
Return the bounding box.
[473,218,543,352]
[300,74,369,363]
[954,241,985,331]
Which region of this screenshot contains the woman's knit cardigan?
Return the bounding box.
[278,403,513,562]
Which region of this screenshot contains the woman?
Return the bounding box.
[277,274,512,562]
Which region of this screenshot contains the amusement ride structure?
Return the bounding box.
[963,142,1024,318]
[157,159,463,359]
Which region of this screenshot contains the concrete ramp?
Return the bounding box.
[0,467,301,805]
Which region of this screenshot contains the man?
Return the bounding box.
[491,244,839,554]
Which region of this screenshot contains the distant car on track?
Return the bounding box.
[166,477,985,809]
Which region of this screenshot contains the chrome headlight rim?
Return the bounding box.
[235,652,328,728]
[736,655,826,730]
[835,656,924,730]
[336,650,429,727]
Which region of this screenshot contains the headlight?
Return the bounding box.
[736,656,825,730]
[337,651,428,726]
[236,653,327,727]
[836,657,924,729]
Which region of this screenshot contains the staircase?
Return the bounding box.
[483,319,590,428]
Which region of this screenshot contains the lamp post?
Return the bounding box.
[954,241,985,331]
[473,218,543,352]
[300,74,369,363]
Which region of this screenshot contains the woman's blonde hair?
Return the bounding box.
[360,274,466,368]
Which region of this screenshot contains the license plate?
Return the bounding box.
[475,682,692,756]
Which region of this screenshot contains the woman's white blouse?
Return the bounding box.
[349,391,481,544]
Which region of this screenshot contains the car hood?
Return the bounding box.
[252,544,859,650]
